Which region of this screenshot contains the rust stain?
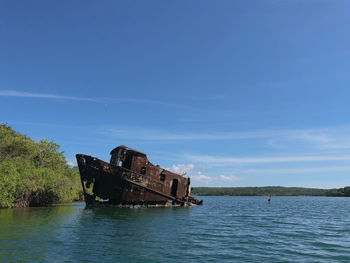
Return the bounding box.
[76,145,203,207]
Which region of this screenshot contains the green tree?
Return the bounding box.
[0,124,83,208]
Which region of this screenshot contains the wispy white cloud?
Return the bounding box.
[267,127,350,150]
[101,125,350,150]
[241,166,350,175]
[291,133,332,144]
[191,171,212,184]
[166,163,212,184]
[167,163,243,185]
[103,97,190,109]
[186,154,350,164]
[0,90,98,102]
[167,163,195,175]
[0,90,190,108]
[102,127,294,141]
[219,175,242,181]
[8,104,350,150]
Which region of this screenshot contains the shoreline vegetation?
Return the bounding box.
[0,124,83,208]
[192,186,350,197]
[1,124,349,208]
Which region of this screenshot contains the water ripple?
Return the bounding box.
[1,197,350,262]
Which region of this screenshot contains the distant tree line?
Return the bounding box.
[0,124,83,208]
[192,186,328,196]
[324,186,350,197]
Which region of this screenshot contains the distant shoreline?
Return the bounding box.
[192,186,350,197]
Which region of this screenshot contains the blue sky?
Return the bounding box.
[1,1,350,188]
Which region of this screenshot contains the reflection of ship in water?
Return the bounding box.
[76,145,203,207]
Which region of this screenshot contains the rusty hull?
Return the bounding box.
[76,145,203,207]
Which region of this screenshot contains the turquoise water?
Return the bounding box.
[0,196,349,262]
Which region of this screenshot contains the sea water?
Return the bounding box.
[0,196,349,262]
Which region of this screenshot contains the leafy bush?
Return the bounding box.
[0,124,83,208]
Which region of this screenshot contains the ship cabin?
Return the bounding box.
[109,145,191,198]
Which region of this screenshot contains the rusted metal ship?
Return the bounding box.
[76,145,203,207]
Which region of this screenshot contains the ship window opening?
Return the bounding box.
[171,179,178,197]
[118,161,123,166]
[122,152,133,169]
[160,173,166,181]
[140,167,146,175]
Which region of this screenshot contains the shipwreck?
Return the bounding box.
[76,145,203,207]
